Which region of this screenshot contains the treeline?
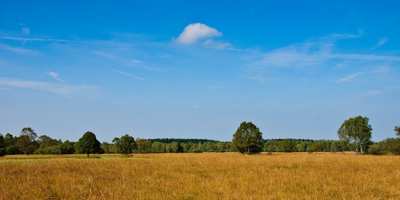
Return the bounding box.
[1,116,399,156]
[263,139,354,152]
[0,130,354,155]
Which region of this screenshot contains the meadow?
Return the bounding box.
[1,153,400,200]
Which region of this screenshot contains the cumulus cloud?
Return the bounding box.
[176,23,221,44]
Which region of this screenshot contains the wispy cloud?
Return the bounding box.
[0,77,96,96]
[112,69,144,80]
[372,37,389,49]
[0,43,38,55]
[202,39,235,50]
[246,32,400,83]
[92,50,161,72]
[176,23,221,44]
[47,71,63,82]
[0,35,68,43]
[336,72,364,83]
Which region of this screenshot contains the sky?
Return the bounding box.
[0,1,399,142]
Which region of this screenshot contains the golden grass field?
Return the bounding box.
[1,153,400,200]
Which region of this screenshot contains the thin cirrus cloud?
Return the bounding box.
[0,35,68,43]
[47,71,63,82]
[0,43,38,55]
[0,77,96,96]
[372,37,389,49]
[246,33,400,83]
[112,69,144,80]
[176,23,222,44]
[336,72,364,83]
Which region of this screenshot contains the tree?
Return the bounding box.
[338,116,372,154]
[395,126,400,137]
[75,131,102,157]
[232,121,263,154]
[16,135,38,154]
[21,127,38,141]
[37,135,61,148]
[0,134,5,156]
[113,134,137,155]
[60,140,75,154]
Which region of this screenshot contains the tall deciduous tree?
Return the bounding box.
[76,131,102,157]
[338,116,372,154]
[232,121,263,154]
[113,134,137,155]
[16,135,38,154]
[21,127,37,141]
[395,126,400,137]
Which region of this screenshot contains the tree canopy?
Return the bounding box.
[338,116,372,154]
[76,131,102,156]
[232,121,263,154]
[395,126,400,137]
[113,134,137,154]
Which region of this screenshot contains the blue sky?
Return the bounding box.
[0,1,399,142]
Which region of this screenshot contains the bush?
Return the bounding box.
[368,138,400,155]
[34,145,62,154]
[5,146,19,154]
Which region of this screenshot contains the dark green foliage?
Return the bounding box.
[149,138,218,143]
[338,116,372,154]
[263,139,352,152]
[368,138,400,155]
[0,134,5,156]
[75,131,102,156]
[60,141,75,154]
[232,121,263,154]
[34,145,62,154]
[37,135,61,148]
[136,139,152,153]
[21,127,38,141]
[113,134,137,154]
[101,142,117,153]
[16,135,39,154]
[395,126,400,137]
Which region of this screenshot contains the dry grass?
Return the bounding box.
[1,152,400,200]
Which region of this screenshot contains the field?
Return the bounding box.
[1,153,400,200]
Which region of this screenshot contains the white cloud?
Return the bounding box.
[112,69,144,80]
[176,23,221,44]
[246,32,400,83]
[372,37,389,49]
[0,36,67,43]
[47,71,63,82]
[336,72,363,83]
[91,50,160,72]
[202,39,234,50]
[377,37,388,46]
[0,43,38,55]
[0,77,96,96]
